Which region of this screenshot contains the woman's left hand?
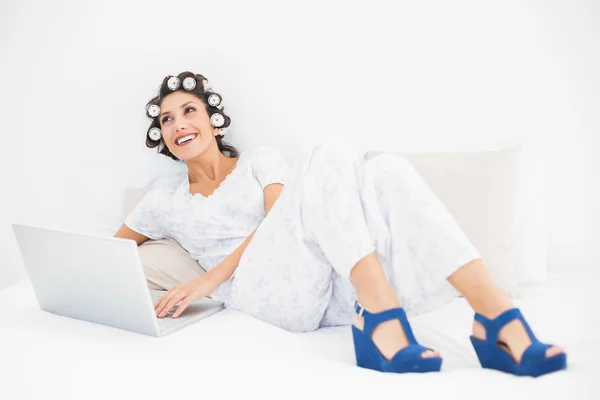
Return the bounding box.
[154,275,216,318]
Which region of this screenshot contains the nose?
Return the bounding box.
[175,118,188,132]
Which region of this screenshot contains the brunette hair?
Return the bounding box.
[144,71,239,161]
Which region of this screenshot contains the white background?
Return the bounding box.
[1,1,598,287]
[0,1,598,399]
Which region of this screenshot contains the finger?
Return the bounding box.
[154,292,171,314]
[154,293,167,311]
[172,297,193,318]
[155,287,179,314]
[160,292,184,317]
[155,290,178,316]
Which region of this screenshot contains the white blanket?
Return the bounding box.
[1,270,596,400]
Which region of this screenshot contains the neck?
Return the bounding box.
[185,146,234,184]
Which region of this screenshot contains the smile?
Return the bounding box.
[175,133,198,146]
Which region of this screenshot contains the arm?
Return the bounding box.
[155,183,285,318]
[114,223,150,246]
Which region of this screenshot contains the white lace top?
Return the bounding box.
[124,146,290,277]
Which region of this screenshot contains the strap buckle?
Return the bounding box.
[356,301,365,317]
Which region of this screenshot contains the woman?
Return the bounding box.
[114,71,566,376]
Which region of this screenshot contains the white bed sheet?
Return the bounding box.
[1,270,597,400]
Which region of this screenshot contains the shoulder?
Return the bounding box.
[142,173,186,203]
[247,146,290,188]
[248,146,288,165]
[127,186,164,217]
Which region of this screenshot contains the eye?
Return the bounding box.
[161,107,195,123]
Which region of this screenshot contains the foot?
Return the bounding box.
[472,316,564,363]
[354,310,441,361]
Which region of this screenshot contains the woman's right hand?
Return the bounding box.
[154,275,217,318]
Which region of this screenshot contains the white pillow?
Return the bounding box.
[365,145,523,298]
[124,188,152,217]
[125,144,539,298]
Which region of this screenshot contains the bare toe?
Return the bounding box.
[422,349,441,358]
[546,345,564,358]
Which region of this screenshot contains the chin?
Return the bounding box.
[178,146,209,161]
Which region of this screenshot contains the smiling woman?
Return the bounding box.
[114,70,566,378]
[145,71,238,161]
[114,70,289,319]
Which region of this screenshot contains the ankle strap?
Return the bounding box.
[355,301,416,343]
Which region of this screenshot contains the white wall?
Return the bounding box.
[1,0,598,289]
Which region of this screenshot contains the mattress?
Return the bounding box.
[0,270,596,400]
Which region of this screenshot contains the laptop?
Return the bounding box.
[11,223,224,337]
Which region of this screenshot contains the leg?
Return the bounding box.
[316,148,487,361]
[348,152,486,360]
[447,259,564,360]
[359,152,563,361]
[229,133,429,356]
[225,192,335,332]
[226,139,343,332]
[138,238,207,290]
[299,137,438,359]
[350,252,440,360]
[356,153,485,315]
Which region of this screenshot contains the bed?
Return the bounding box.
[0,268,595,400]
[2,145,595,399]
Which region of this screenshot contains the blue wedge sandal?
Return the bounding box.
[352,301,442,373]
[470,308,567,377]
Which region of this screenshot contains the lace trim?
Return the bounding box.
[184,151,249,200]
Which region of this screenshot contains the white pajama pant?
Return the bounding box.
[224,135,482,333]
